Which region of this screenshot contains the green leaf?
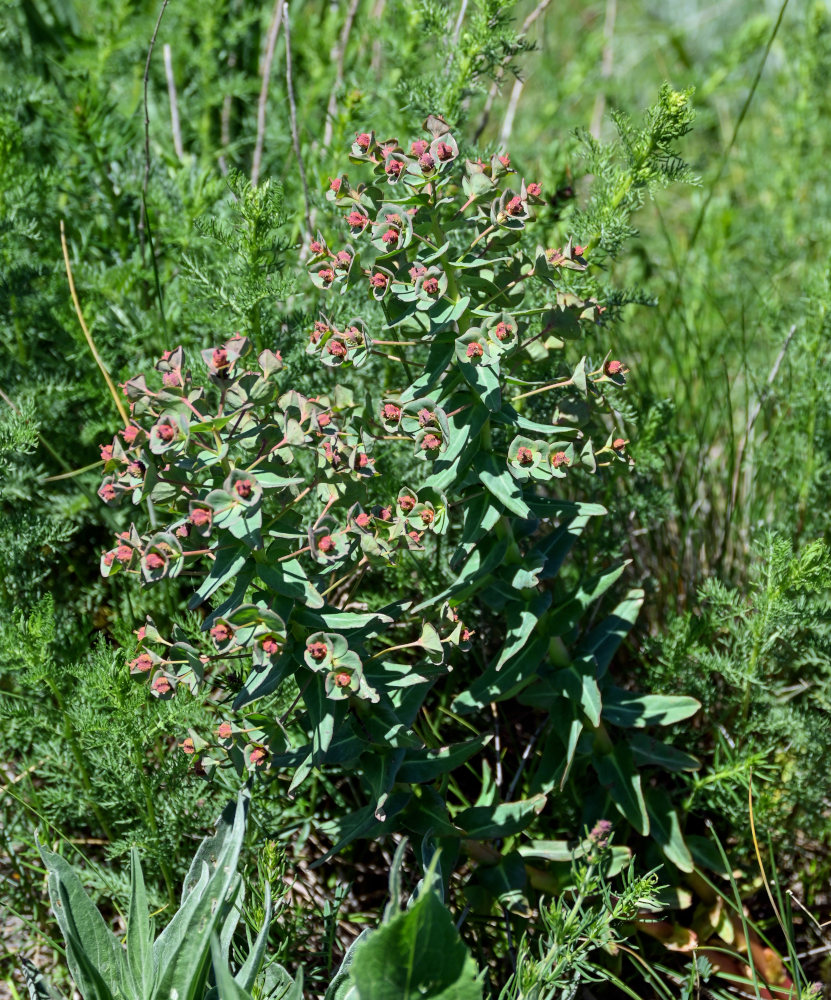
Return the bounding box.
[38,843,127,1000]
[646,788,694,873]
[397,735,492,784]
[255,554,324,609]
[592,745,650,835]
[126,849,151,1000]
[602,689,701,728]
[453,634,549,713]
[555,656,602,726]
[455,794,547,839]
[188,543,249,609]
[476,454,532,518]
[210,934,250,1000]
[347,885,482,1000]
[579,589,643,678]
[628,733,700,772]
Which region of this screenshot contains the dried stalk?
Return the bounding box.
[60,220,130,428]
[284,2,312,236]
[139,0,171,261]
[163,43,184,159]
[322,0,361,149]
[251,0,284,187]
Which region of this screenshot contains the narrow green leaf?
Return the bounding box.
[455,794,547,839]
[602,689,701,728]
[646,788,694,873]
[592,745,650,835]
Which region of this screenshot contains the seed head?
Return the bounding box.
[347,211,369,230]
[398,495,416,513]
[516,446,534,466]
[190,508,211,526]
[155,423,176,442]
[145,552,165,570]
[527,182,542,197]
[494,322,512,340]
[409,530,421,542]
[249,747,268,766]
[612,438,626,451]
[130,652,153,672]
[422,277,439,295]
[261,637,280,655]
[551,451,569,468]
[419,153,435,171]
[99,483,117,502]
[122,425,140,444]
[498,154,511,168]
[369,272,388,289]
[417,407,434,426]
[382,228,399,245]
[307,641,328,660]
[466,341,484,358]
[234,478,253,499]
[152,676,172,695]
[422,433,441,451]
[127,461,144,478]
[383,402,401,422]
[318,268,335,285]
[100,443,113,461]
[310,240,325,254]
[212,348,229,371]
[176,525,189,538]
[385,159,405,177]
[410,139,429,156]
[318,412,332,427]
[103,550,115,566]
[334,671,351,688]
[409,262,427,282]
[181,738,196,754]
[605,359,625,376]
[115,544,133,563]
[355,132,371,150]
[216,722,233,739]
[210,622,231,643]
[335,250,352,267]
[327,339,347,357]
[318,534,336,554]
[358,453,370,468]
[329,177,341,192]
[355,512,371,528]
[505,195,523,216]
[420,508,434,525]
[435,141,453,161]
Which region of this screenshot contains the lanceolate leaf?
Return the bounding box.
[592,744,650,835]
[646,787,694,873]
[455,794,547,839]
[601,689,701,728]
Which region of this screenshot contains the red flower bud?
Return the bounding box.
[145,552,165,570]
[327,339,347,357]
[498,154,511,168]
[355,132,371,150]
[605,359,625,376]
[103,550,115,566]
[505,195,523,216]
[122,425,140,444]
[551,451,569,468]
[399,495,416,513]
[115,544,133,563]
[494,321,512,340]
[383,402,402,422]
[307,641,328,660]
[329,177,341,192]
[310,240,325,254]
[250,746,268,766]
[411,139,429,156]
[100,444,113,461]
[261,637,280,655]
[99,483,117,502]
[385,158,405,177]
[422,277,439,295]
[162,371,179,387]
[347,210,369,230]
[190,508,211,526]
[216,721,233,739]
[612,438,626,451]
[420,509,434,525]
[409,262,427,282]
[527,182,542,197]
[334,671,351,688]
[417,408,434,426]
[127,461,144,478]
[152,676,172,695]
[212,347,229,371]
[419,153,435,171]
[369,272,388,289]
[335,250,352,267]
[318,268,335,285]
[466,341,484,358]
[234,478,253,499]
[516,446,534,466]
[155,423,176,442]
[318,412,332,427]
[382,228,399,245]
[435,141,453,161]
[181,737,195,754]
[355,512,371,528]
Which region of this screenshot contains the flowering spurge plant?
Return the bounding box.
[98,112,700,894]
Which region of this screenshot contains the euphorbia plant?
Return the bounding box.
[98,105,699,891]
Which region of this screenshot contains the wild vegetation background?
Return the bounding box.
[2,0,831,997]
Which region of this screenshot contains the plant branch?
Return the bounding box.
[139,0,170,262]
[251,0,284,188]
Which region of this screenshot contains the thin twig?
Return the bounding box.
[219,48,238,176]
[725,323,796,534]
[322,0,361,149]
[163,43,184,160]
[284,2,313,235]
[452,0,469,47]
[251,0,284,187]
[60,221,130,427]
[139,0,171,262]
[370,0,386,73]
[473,0,552,143]
[498,75,524,149]
[590,0,617,139]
